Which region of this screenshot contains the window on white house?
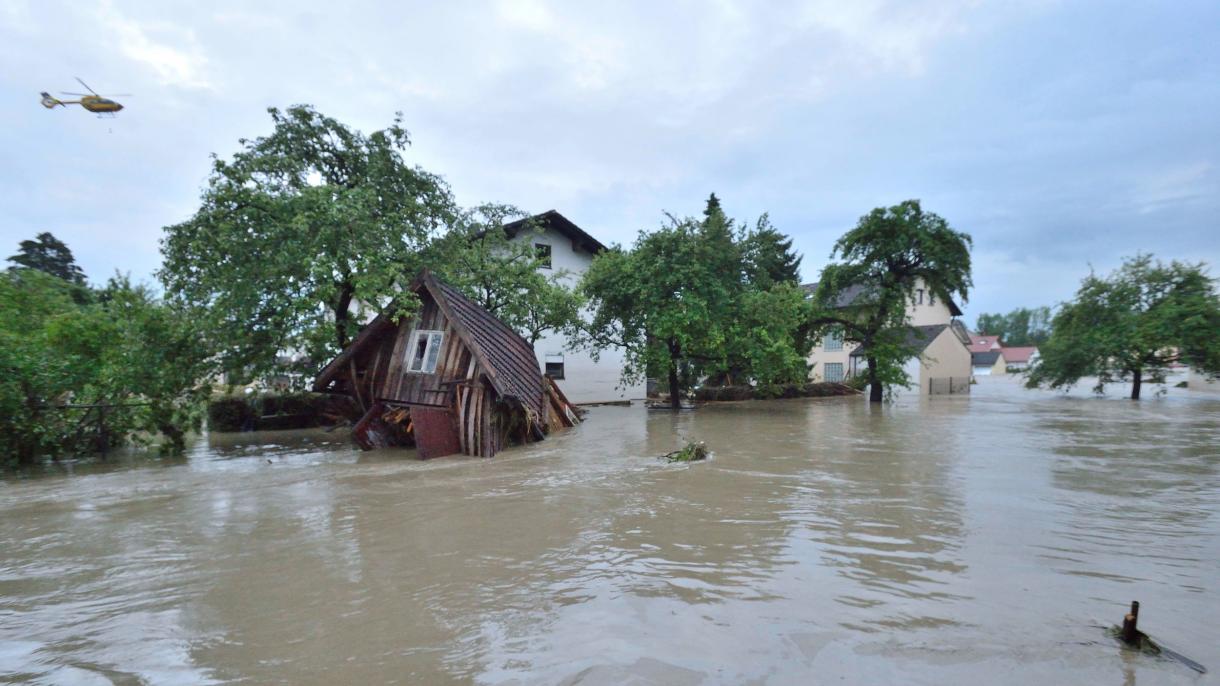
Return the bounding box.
[545,353,565,379]
[916,288,924,305]
[823,329,843,351]
[535,243,552,269]
[406,330,444,373]
[824,362,845,382]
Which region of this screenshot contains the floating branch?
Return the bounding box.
[664,441,709,463]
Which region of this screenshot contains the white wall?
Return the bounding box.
[513,224,646,404]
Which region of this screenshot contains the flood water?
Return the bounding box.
[2,378,1218,685]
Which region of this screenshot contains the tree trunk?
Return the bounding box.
[867,356,883,403]
[1131,368,1142,400]
[334,282,355,349]
[668,338,682,410]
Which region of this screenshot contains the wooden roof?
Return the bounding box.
[427,275,546,418]
[312,270,545,418]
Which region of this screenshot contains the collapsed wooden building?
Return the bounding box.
[312,270,580,458]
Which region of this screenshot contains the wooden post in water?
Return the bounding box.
[1121,601,1140,645]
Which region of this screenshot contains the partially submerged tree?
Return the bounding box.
[810,200,972,402]
[0,270,212,466]
[160,105,457,383]
[7,231,87,285]
[975,306,1052,346]
[579,194,810,408]
[1027,255,1220,400]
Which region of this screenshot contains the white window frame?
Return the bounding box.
[823,329,843,351]
[824,362,845,382]
[406,329,445,374]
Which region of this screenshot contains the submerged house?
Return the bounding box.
[503,210,646,404]
[313,270,579,458]
[804,278,973,394]
[849,324,973,395]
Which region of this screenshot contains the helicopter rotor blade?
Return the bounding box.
[107,94,134,97]
[75,77,98,95]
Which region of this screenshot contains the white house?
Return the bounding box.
[505,211,645,404]
[805,279,973,395]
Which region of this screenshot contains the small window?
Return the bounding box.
[545,353,564,379]
[406,330,444,374]
[916,289,924,305]
[823,329,843,351]
[824,362,845,382]
[929,292,936,305]
[535,243,552,269]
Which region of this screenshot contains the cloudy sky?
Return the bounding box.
[2,0,1217,324]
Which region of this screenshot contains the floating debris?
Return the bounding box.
[1109,601,1206,674]
[664,441,709,463]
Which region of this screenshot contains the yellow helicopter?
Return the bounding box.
[41,78,129,115]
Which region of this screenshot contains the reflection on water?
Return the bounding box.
[2,378,1218,684]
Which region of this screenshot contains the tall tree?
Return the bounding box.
[1027,255,1220,400]
[742,214,802,288]
[160,105,458,382]
[579,194,810,407]
[975,306,1052,345]
[810,200,972,402]
[7,232,87,285]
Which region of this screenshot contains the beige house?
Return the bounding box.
[806,279,972,395]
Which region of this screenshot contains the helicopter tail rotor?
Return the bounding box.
[40,92,62,108]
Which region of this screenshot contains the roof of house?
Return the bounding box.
[972,350,1002,366]
[312,270,545,418]
[503,210,607,254]
[428,274,546,418]
[801,281,963,317]
[850,324,951,357]
[968,334,1002,353]
[1001,346,1038,363]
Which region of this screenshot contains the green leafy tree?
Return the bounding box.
[810,200,972,402]
[7,232,87,285]
[159,105,457,383]
[0,270,212,467]
[580,220,735,408]
[1027,255,1220,400]
[975,306,1052,345]
[579,194,810,407]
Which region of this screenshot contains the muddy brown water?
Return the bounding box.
[2,378,1218,685]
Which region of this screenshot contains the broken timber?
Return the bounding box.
[313,269,581,459]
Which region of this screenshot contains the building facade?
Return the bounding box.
[506,211,646,404]
[805,279,972,395]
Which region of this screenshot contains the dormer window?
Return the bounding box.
[535,243,552,269]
